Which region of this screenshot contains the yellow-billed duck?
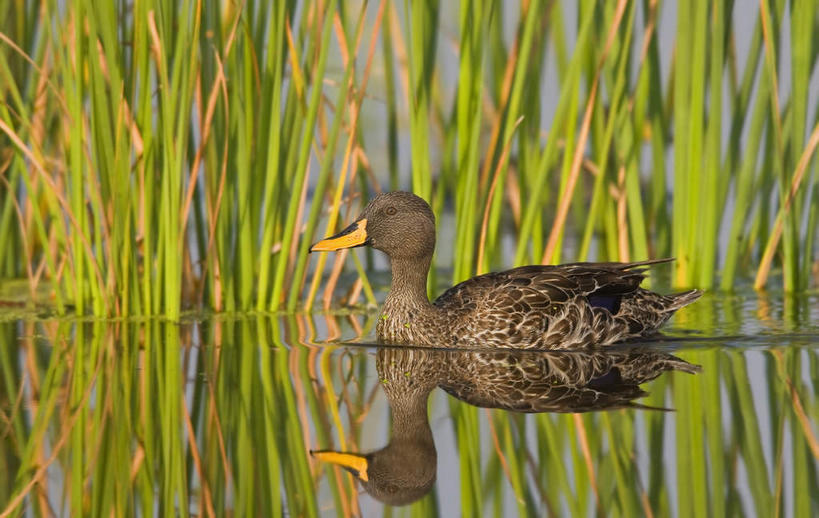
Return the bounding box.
[310,191,701,349]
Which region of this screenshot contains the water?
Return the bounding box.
[0,292,818,516]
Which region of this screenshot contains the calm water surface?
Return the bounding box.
[1,291,818,516]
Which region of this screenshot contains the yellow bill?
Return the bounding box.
[309,219,369,252]
[310,450,369,481]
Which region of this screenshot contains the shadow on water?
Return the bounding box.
[0,291,818,516]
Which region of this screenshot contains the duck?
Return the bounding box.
[310,191,701,349]
[311,345,700,506]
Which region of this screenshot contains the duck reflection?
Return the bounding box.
[312,346,700,506]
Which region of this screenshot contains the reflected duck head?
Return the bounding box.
[311,442,436,506]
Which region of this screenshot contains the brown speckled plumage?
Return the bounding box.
[435,346,700,412]
[377,346,700,414]
[311,191,701,349]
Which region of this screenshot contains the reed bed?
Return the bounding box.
[0,0,818,317]
[1,299,818,516]
[3,5,817,514]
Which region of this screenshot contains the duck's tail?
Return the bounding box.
[665,289,703,312]
[660,354,703,374]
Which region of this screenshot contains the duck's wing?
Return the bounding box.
[433,261,659,312]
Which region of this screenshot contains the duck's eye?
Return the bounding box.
[385,206,397,216]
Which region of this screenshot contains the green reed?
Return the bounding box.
[1,0,818,317]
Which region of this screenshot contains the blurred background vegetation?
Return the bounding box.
[1,0,818,318]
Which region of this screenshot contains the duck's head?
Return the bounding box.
[310,191,436,260]
[310,442,436,506]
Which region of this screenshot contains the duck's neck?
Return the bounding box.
[385,256,433,311]
[378,255,437,344]
[387,389,434,442]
